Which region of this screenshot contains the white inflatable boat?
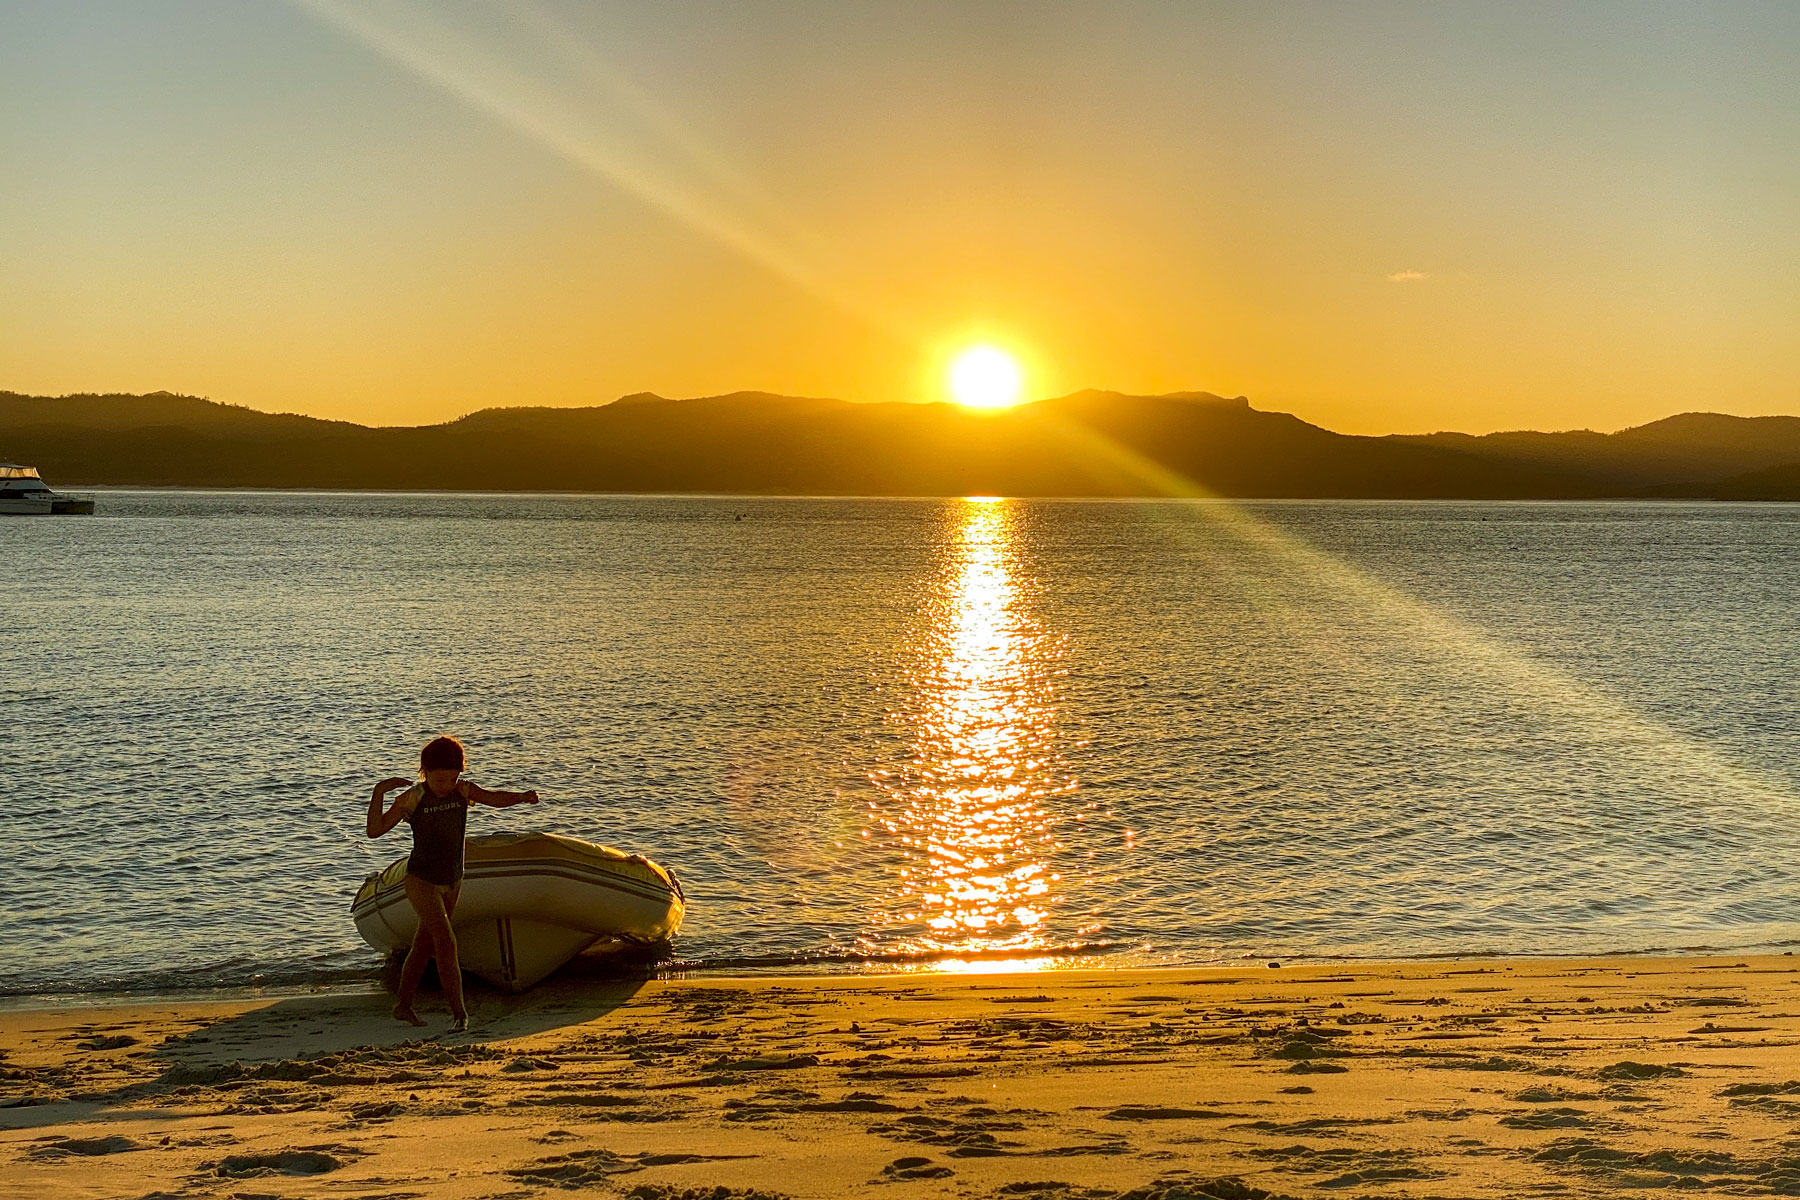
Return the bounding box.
[350,831,684,992]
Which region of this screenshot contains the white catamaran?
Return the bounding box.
[0,464,95,515]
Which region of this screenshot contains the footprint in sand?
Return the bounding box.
[1316,1166,1446,1189]
[1284,1061,1349,1075]
[208,1145,362,1178]
[999,1176,1302,1200]
[626,1187,793,1200]
[881,1155,953,1180]
[1513,1085,1601,1103]
[507,1148,754,1188]
[347,1100,401,1121]
[1102,1104,1240,1121]
[1597,1060,1687,1080]
[1525,1139,1788,1190]
[1230,1116,1393,1136]
[874,1112,1026,1156]
[28,1135,144,1159]
[1498,1107,1595,1130]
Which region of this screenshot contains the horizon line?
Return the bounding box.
[4,385,1790,442]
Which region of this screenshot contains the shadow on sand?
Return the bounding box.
[158,973,649,1068]
[0,969,651,1132]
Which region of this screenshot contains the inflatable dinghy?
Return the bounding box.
[351,831,684,992]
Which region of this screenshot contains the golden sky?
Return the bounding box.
[3,1,1796,434]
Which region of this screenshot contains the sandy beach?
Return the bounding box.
[5,955,1800,1199]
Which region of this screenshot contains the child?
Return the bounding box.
[366,735,539,1030]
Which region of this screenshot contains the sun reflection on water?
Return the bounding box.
[868,498,1074,969]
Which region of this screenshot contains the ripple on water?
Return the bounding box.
[4,494,1800,994]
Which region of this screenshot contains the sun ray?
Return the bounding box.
[508,0,806,244]
[1034,410,1800,819]
[289,0,909,340]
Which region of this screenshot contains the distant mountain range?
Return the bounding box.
[7,388,1800,499]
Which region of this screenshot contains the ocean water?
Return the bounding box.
[5,492,1800,997]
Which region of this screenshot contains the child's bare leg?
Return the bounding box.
[396,875,456,1025]
[440,884,467,1028]
[392,930,432,1025]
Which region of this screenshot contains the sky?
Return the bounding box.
[2,0,1796,435]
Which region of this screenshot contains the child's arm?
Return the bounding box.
[366,777,419,837]
[466,783,540,809]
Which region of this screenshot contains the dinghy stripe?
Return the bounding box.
[350,859,679,918]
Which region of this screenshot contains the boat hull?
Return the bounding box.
[351,831,684,992]
[0,495,92,514]
[0,498,53,515]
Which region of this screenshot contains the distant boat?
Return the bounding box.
[350,831,685,992]
[0,463,95,515]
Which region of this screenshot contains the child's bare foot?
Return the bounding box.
[393,1004,426,1027]
[449,1013,468,1033]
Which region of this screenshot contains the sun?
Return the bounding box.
[947,346,1025,410]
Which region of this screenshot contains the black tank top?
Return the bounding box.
[404,782,469,886]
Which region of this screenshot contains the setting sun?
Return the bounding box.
[948,346,1025,410]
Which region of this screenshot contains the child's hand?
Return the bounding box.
[522,790,540,805]
[377,776,413,794]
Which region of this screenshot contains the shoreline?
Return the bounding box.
[7,941,1798,1015]
[6,940,1796,1014]
[8,952,1800,1197]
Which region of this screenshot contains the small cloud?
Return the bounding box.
[1387,270,1430,283]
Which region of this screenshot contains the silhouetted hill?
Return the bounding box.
[1646,460,1800,501]
[2,388,1792,498]
[0,390,358,436]
[1394,413,1800,489]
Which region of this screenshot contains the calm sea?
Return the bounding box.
[5,492,1800,997]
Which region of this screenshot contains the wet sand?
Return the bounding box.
[5,955,1800,1199]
